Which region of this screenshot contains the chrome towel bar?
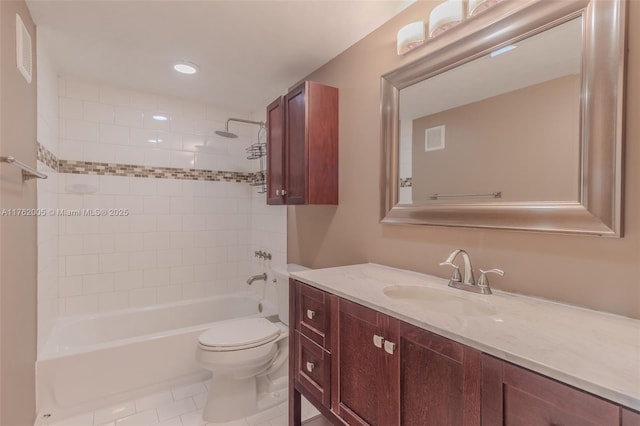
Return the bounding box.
[1,156,48,181]
[429,191,501,200]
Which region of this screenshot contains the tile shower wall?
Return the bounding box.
[36,38,60,352]
[52,76,285,316]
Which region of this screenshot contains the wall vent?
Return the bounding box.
[425,125,445,152]
[16,13,33,84]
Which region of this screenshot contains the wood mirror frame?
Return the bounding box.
[381,0,626,236]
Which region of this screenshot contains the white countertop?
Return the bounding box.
[290,263,640,410]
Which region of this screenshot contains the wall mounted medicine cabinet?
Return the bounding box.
[266,81,338,205]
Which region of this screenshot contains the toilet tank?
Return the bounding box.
[271,264,309,326]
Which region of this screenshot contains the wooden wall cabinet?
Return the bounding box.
[266,81,338,205]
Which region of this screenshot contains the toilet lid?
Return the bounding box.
[199,318,280,350]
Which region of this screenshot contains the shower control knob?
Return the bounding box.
[306,362,315,373]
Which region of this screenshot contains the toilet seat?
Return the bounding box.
[199,318,280,352]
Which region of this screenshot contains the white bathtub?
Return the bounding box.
[36,292,276,421]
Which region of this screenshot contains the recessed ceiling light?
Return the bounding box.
[152,114,169,121]
[173,62,199,75]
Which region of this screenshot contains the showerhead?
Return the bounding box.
[214,130,238,138]
[216,117,264,139]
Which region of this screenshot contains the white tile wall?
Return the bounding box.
[37,37,60,354]
[48,77,286,317]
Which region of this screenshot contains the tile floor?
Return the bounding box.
[46,378,320,426]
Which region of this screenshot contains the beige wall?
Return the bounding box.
[411,75,580,202]
[0,0,38,424]
[288,1,640,319]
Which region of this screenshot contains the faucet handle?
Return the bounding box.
[477,268,504,292]
[439,261,462,282]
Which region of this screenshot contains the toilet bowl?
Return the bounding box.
[196,264,308,423]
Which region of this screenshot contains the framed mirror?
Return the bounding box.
[381,0,627,236]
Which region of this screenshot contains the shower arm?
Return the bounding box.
[224,118,265,132]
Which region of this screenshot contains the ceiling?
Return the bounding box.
[27,0,414,115]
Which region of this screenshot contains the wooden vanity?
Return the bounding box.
[288,264,640,425]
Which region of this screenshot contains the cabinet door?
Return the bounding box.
[334,298,399,425]
[285,82,308,205]
[482,354,620,425]
[623,408,640,426]
[266,96,285,205]
[400,323,480,426]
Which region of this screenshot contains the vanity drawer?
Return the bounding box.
[294,331,331,409]
[295,281,332,348]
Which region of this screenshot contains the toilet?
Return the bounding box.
[196,264,308,422]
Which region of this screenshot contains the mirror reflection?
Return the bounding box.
[398,17,583,205]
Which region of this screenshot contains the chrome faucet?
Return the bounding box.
[439,249,475,285]
[246,273,267,285]
[439,249,503,295]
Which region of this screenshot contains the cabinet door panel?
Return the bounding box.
[400,323,480,426]
[307,81,338,204]
[295,281,331,348]
[623,408,640,426]
[295,331,331,409]
[482,354,620,426]
[266,96,285,205]
[285,83,308,205]
[337,300,383,425]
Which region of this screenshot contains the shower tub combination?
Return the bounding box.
[37,292,276,422]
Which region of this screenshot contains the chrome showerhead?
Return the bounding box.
[215,118,264,139]
[214,130,238,138]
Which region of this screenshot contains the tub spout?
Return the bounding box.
[246,273,267,285]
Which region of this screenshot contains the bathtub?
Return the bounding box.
[36,292,276,421]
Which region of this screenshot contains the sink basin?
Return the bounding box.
[383,285,497,317]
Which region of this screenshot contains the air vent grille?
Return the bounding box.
[16,14,33,84]
[425,125,445,152]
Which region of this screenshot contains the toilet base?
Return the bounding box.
[202,373,289,423]
[203,375,257,422]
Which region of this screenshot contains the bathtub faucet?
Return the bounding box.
[246,273,267,285]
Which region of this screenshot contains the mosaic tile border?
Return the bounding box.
[37,143,58,170]
[400,177,412,188]
[37,142,262,184]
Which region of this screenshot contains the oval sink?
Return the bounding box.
[383,285,497,317]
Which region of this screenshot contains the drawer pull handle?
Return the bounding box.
[306,309,316,320]
[373,334,385,348]
[306,361,315,373]
[384,340,396,355]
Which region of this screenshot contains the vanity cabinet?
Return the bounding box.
[290,280,481,426]
[481,354,622,425]
[291,280,639,425]
[266,81,338,205]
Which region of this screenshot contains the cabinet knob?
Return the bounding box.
[306,361,315,373]
[281,189,287,196]
[384,340,396,355]
[306,309,316,320]
[276,189,280,196]
[373,334,385,348]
